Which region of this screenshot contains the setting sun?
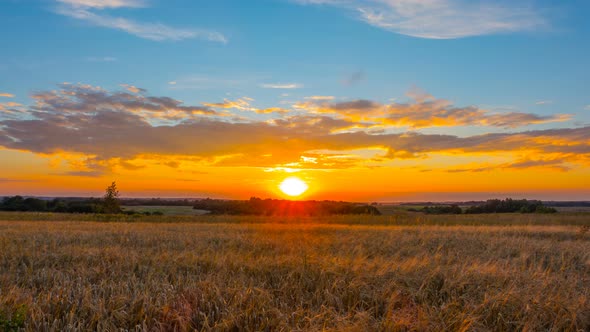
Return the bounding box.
[279,177,309,197]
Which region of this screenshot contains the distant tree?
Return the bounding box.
[48,198,68,213]
[464,198,557,214]
[23,197,47,211]
[421,205,462,214]
[102,182,121,214]
[193,198,381,216]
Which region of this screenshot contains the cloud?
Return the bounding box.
[305,96,335,101]
[585,105,590,111]
[260,83,304,89]
[86,56,118,62]
[0,93,14,98]
[0,101,25,120]
[25,83,216,123]
[535,100,552,105]
[481,112,570,128]
[341,70,365,86]
[120,84,145,94]
[507,158,570,171]
[0,102,22,108]
[57,0,146,9]
[203,98,255,111]
[203,98,289,114]
[55,2,227,43]
[1,84,587,173]
[294,0,547,39]
[445,157,572,173]
[167,76,250,90]
[62,170,106,177]
[0,178,37,183]
[294,91,571,129]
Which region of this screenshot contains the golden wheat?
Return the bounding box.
[0,214,589,331]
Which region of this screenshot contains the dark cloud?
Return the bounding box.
[30,83,215,119]
[62,170,106,177]
[445,158,572,173]
[330,100,379,111]
[0,178,37,182]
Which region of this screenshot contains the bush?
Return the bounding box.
[420,205,463,214]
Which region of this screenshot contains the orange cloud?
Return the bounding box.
[0,83,587,177]
[295,91,571,129]
[203,98,289,114]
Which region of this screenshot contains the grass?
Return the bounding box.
[0,213,589,331]
[1,210,590,226]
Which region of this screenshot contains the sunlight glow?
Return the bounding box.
[279,177,309,197]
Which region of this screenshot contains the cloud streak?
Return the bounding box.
[294,0,548,39]
[86,56,118,62]
[57,0,146,9]
[55,1,227,43]
[260,83,304,89]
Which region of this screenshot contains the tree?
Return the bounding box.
[23,198,47,212]
[102,181,121,214]
[1,196,25,211]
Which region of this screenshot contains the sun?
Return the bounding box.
[279,177,309,197]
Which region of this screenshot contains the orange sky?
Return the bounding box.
[1,140,589,201]
[1,85,589,201]
[2,1,590,202]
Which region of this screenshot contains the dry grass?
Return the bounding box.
[0,213,589,331]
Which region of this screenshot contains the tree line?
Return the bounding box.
[0,182,122,214]
[193,197,382,216]
[414,198,557,214]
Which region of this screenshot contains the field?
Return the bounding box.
[0,212,589,331]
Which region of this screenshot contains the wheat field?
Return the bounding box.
[0,213,589,331]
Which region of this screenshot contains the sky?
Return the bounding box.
[0,0,589,201]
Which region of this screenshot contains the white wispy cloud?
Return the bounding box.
[260,83,304,89]
[305,96,335,100]
[294,0,547,39]
[86,56,118,62]
[535,100,552,105]
[585,105,590,111]
[55,1,227,43]
[57,0,146,9]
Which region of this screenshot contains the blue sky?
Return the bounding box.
[1,0,589,199]
[1,0,589,122]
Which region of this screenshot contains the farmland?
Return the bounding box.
[0,212,589,331]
